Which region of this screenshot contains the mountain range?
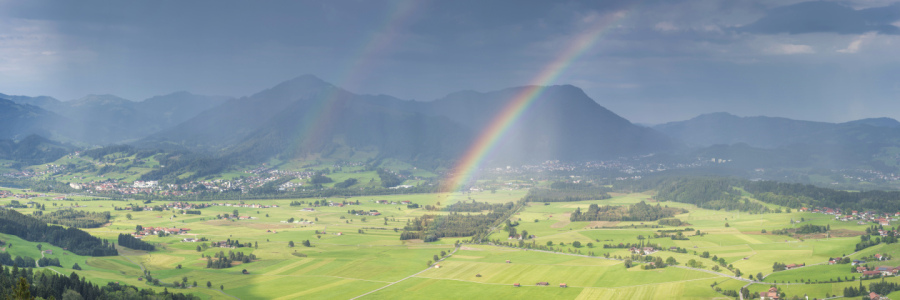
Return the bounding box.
[0,92,229,144]
[4,76,900,173]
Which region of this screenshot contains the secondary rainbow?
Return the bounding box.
[440,11,630,193]
[289,0,418,152]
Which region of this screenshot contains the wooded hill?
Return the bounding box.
[624,176,900,213]
[569,201,686,222]
[0,209,117,256]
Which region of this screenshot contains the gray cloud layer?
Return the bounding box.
[1,0,899,124]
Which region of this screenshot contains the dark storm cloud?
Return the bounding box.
[1,0,900,124]
[742,1,900,34]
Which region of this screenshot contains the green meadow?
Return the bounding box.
[0,187,892,299]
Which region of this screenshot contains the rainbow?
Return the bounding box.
[440,11,630,193]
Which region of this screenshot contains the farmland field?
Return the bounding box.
[0,187,894,299]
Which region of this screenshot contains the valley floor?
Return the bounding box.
[1,188,896,299]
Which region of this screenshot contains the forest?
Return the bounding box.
[624,176,900,213]
[570,201,686,222]
[118,233,156,251]
[523,181,611,202]
[401,200,523,242]
[35,209,111,228]
[0,209,117,256]
[0,265,197,300]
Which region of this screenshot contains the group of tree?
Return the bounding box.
[0,252,37,268]
[118,233,156,251]
[334,178,358,189]
[34,209,111,228]
[401,200,522,242]
[205,250,257,269]
[0,208,117,256]
[570,201,686,222]
[444,200,513,213]
[651,177,772,212]
[377,169,403,188]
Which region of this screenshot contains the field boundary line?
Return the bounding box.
[349,246,460,299]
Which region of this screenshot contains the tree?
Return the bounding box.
[725,223,730,227]
[289,241,295,247]
[126,213,132,220]
[72,263,82,270]
[220,285,224,290]
[207,281,212,288]
[13,277,31,300]
[61,289,84,300]
[666,257,677,265]
[233,209,239,217]
[572,241,582,248]
[37,244,42,251]
[734,268,742,277]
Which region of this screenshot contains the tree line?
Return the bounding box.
[570,201,686,222]
[118,233,156,251]
[401,200,523,242]
[34,209,111,228]
[523,181,612,203]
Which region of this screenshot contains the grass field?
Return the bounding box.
[0,187,892,299]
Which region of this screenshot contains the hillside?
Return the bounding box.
[0,99,71,141]
[654,113,900,171]
[143,76,676,166]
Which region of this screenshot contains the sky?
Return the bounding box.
[1,0,899,124]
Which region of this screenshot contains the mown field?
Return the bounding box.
[0,186,894,299]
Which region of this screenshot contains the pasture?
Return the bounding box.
[0,187,890,299]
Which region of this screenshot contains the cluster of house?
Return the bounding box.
[629,247,658,255]
[279,220,314,225]
[519,282,567,287]
[374,200,413,205]
[855,263,900,278]
[869,292,889,300]
[800,207,899,226]
[210,202,278,209]
[0,191,47,199]
[166,202,210,210]
[134,226,191,238]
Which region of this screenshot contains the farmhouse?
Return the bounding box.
[629,247,657,255]
[559,283,567,288]
[863,270,881,278]
[513,283,520,287]
[784,263,805,270]
[762,287,779,300]
[536,282,549,286]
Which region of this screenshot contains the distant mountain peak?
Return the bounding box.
[843,117,900,128]
[252,74,336,100]
[71,94,133,105]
